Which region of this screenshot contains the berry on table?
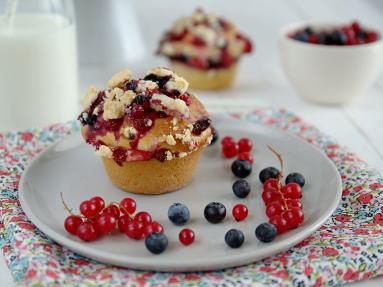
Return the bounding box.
[238,138,252,153]
[204,202,226,223]
[225,229,245,248]
[120,198,137,215]
[134,211,152,224]
[285,172,305,187]
[90,196,105,212]
[259,167,280,184]
[232,204,248,221]
[64,215,83,235]
[94,213,117,235]
[222,141,238,158]
[79,200,99,218]
[237,152,253,164]
[145,233,168,254]
[168,203,190,226]
[255,222,277,243]
[231,160,252,178]
[179,228,195,246]
[76,221,99,242]
[143,221,164,238]
[232,179,251,198]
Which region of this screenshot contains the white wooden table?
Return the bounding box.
[1,0,383,285]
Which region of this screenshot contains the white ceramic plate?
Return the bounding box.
[19,115,342,272]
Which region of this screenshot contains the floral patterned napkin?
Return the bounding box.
[1,108,383,287]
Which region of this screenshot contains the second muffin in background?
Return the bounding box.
[157,8,253,90]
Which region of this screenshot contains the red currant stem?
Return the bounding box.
[60,192,81,217]
[267,145,289,211]
[110,201,134,220]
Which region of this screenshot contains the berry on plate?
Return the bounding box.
[285,172,305,187]
[143,221,164,238]
[120,198,137,215]
[134,211,152,224]
[231,160,252,178]
[222,141,238,158]
[94,213,117,235]
[64,215,83,235]
[77,221,99,242]
[232,204,248,221]
[168,203,190,226]
[225,229,245,248]
[259,167,280,184]
[255,222,277,243]
[232,179,251,198]
[204,202,226,223]
[179,228,195,246]
[237,137,252,153]
[145,233,168,254]
[237,152,253,164]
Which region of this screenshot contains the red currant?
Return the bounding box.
[281,183,302,199]
[143,221,164,238]
[265,201,285,218]
[79,201,99,218]
[237,152,253,164]
[125,221,144,240]
[221,136,234,146]
[120,198,136,215]
[285,198,303,209]
[64,215,83,235]
[262,189,281,205]
[238,138,252,153]
[103,204,120,218]
[269,215,289,234]
[118,215,132,233]
[263,178,280,191]
[89,196,105,212]
[179,228,195,246]
[222,141,238,158]
[351,21,360,33]
[76,221,99,241]
[134,211,152,224]
[282,207,304,228]
[94,213,117,235]
[232,204,248,221]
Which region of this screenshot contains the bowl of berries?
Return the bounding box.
[279,21,383,104]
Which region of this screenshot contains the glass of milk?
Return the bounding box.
[0,0,78,131]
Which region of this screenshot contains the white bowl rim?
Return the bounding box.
[279,21,383,49]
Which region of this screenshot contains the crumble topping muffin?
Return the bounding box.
[157,8,252,90]
[78,67,212,194]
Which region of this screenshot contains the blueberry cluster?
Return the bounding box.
[290,21,379,45]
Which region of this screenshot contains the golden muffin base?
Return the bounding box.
[170,61,238,90]
[102,149,203,195]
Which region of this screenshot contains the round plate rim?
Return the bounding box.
[18,116,342,272]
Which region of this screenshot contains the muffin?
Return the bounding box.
[78,67,212,195]
[157,8,252,90]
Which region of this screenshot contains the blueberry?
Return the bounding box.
[125,80,137,91]
[204,202,226,223]
[259,167,280,183]
[232,179,251,198]
[192,117,211,135]
[255,223,277,243]
[304,27,313,35]
[294,33,309,42]
[285,172,305,187]
[145,232,168,254]
[225,229,245,248]
[231,160,252,178]
[209,126,219,145]
[168,203,190,226]
[132,95,148,105]
[144,74,170,88]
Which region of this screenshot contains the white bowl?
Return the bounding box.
[279,22,383,104]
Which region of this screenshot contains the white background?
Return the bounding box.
[1,0,383,285]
